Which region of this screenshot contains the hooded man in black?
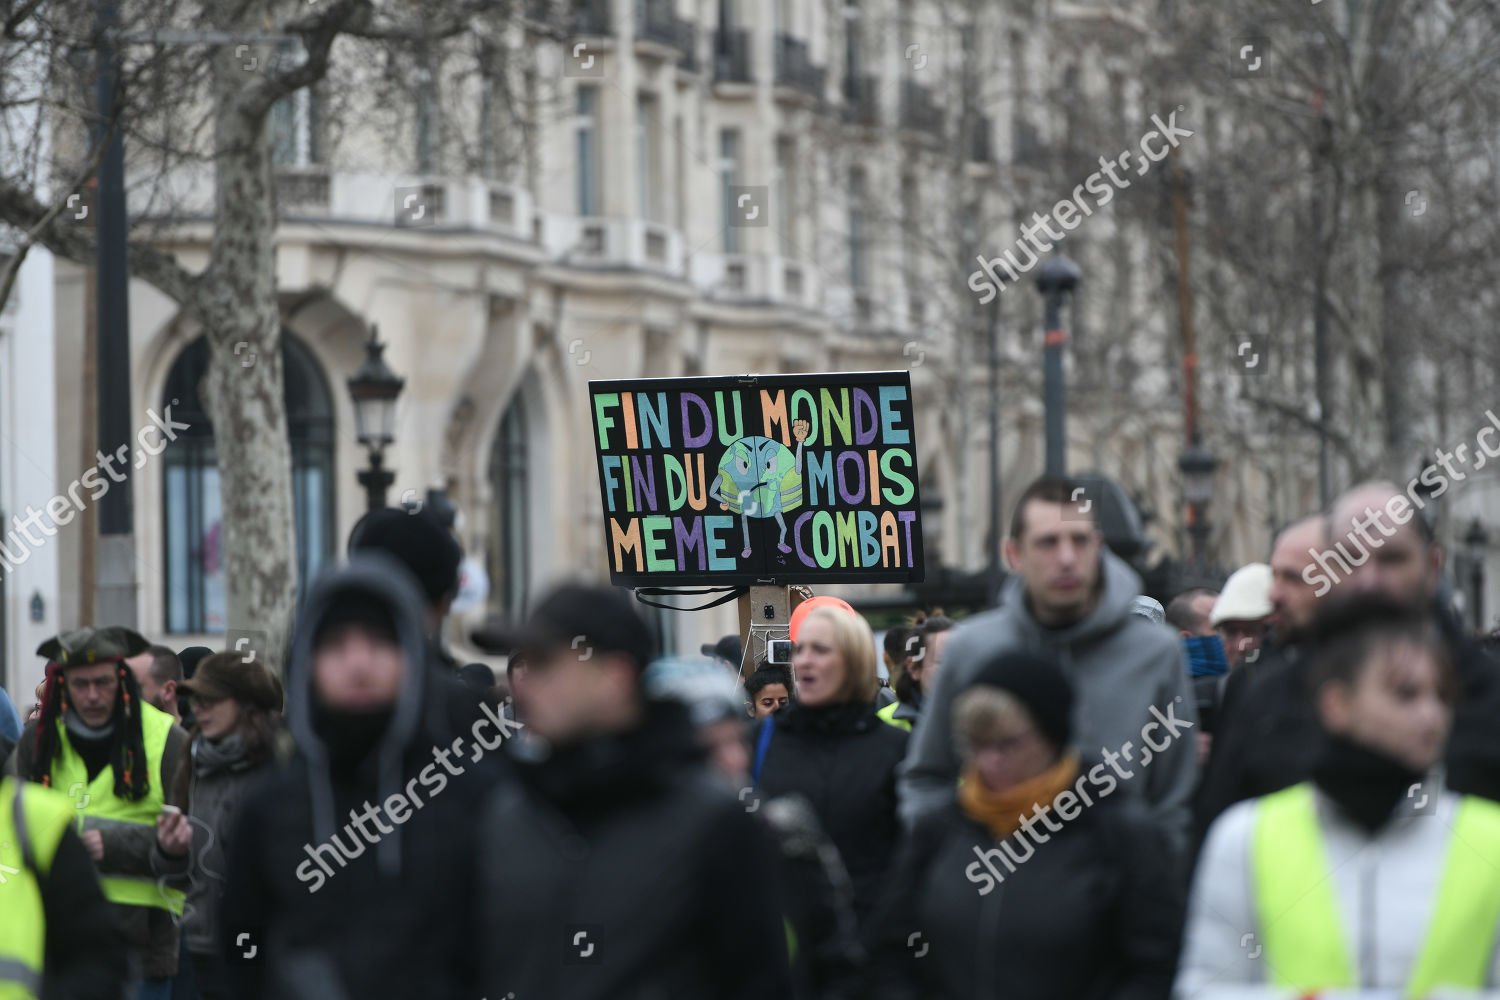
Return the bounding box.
[221,554,497,1000]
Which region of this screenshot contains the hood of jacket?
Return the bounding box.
[286,553,437,874]
[995,546,1144,650]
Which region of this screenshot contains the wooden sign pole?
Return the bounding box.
[738,585,796,682]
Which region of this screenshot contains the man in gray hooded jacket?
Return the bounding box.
[898,477,1199,856]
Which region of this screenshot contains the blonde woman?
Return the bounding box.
[754,605,908,929]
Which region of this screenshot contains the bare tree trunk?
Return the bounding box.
[195,42,298,671]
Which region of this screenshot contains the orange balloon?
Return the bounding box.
[789,595,859,642]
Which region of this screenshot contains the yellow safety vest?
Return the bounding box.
[876,700,912,732]
[46,702,185,915]
[1252,781,1500,998]
[0,778,76,1000]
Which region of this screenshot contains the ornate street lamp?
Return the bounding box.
[346,326,405,511]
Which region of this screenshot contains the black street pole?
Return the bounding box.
[95,0,137,626]
[986,293,1003,600]
[358,451,394,512]
[1035,257,1081,477]
[1473,561,1485,634]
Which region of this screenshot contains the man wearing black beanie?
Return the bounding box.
[348,506,464,674]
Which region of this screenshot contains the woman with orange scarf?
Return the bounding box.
[866,650,1183,999]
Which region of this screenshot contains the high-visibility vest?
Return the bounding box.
[1252,781,1500,998]
[0,778,76,1000]
[46,702,185,915]
[875,700,912,732]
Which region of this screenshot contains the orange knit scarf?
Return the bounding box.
[957,753,1081,840]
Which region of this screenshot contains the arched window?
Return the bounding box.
[487,394,530,618]
[161,334,335,633]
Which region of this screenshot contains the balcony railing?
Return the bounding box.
[842,74,879,126]
[688,252,818,308]
[900,79,942,136]
[635,0,677,47]
[274,166,331,212]
[538,214,687,276]
[573,0,612,35]
[774,34,825,97]
[714,28,751,83]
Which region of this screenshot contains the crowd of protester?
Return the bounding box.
[4,474,1500,999]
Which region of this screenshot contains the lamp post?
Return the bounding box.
[347,326,405,512]
[1034,256,1081,476]
[911,489,946,605]
[1464,519,1490,633]
[920,490,944,571]
[1179,443,1218,574]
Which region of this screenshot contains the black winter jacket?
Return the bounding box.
[759,794,865,1000]
[220,557,498,1000]
[865,791,1183,1000]
[756,700,909,927]
[479,698,792,1000]
[1192,640,1314,844]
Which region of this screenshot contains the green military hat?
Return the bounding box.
[36,626,150,667]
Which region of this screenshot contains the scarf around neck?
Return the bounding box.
[1312,734,1426,835]
[1184,635,1229,678]
[193,730,254,778]
[959,752,1081,840]
[64,708,117,742]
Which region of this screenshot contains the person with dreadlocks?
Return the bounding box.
[13,626,193,1000]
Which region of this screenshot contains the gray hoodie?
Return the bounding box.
[897,549,1198,856]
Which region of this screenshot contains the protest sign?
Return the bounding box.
[590,372,925,587]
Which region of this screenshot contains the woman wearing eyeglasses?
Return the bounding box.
[164,652,284,1000]
[866,649,1183,999]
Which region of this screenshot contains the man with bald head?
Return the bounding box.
[1194,516,1331,842]
[1196,491,1500,848]
[1265,516,1330,647]
[1321,481,1442,606]
[1322,481,1500,801]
